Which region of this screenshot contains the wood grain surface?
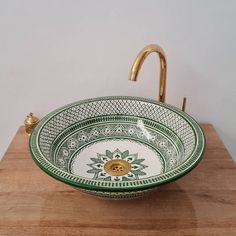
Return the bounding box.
[0,124,236,236]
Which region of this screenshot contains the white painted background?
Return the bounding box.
[0,0,236,161]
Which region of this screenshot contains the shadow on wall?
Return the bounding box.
[168,66,213,121]
[216,127,236,160]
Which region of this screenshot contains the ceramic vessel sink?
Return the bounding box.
[29,44,205,199]
[29,96,205,199]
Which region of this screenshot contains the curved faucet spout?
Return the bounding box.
[129,44,167,103]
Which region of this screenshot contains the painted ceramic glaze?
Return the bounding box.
[29,96,205,199]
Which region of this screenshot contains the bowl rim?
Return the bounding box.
[29,96,205,192]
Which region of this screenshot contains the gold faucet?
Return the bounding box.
[129,44,186,111]
[129,44,167,103]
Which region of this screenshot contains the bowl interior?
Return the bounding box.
[30,96,205,191]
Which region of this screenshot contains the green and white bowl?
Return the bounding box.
[29,96,205,199]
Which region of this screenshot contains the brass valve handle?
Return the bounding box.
[182,97,187,112]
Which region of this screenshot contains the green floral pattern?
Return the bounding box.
[55,121,180,173]
[87,149,147,181]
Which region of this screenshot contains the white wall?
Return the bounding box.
[0,0,236,161]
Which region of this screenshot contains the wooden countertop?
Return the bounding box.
[0,124,236,235]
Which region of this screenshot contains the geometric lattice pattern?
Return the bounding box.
[39,97,195,161]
